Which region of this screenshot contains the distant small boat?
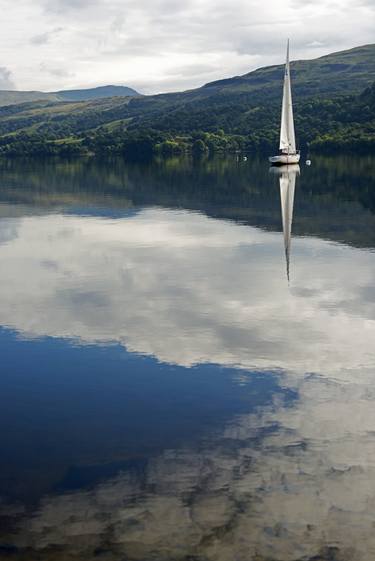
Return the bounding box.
[269,40,300,166]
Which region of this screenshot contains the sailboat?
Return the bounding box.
[269,40,300,166]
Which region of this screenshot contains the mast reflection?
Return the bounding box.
[271,164,300,282]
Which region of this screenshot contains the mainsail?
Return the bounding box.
[279,40,296,154]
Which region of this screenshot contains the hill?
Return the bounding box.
[0,44,375,157]
[54,85,140,101]
[0,90,59,107]
[201,43,375,99]
[0,85,140,107]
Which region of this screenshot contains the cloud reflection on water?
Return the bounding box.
[11,373,375,561]
[0,208,374,374]
[1,207,375,560]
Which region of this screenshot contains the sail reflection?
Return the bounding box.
[271,164,299,282]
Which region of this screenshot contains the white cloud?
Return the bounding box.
[0,0,374,92]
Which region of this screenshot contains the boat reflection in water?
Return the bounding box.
[270,164,300,283]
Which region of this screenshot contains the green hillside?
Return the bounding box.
[0,90,59,107]
[54,85,140,101]
[1,44,375,157]
[201,43,375,99]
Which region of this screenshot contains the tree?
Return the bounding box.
[192,139,208,156]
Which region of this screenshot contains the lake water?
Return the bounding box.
[1,155,375,561]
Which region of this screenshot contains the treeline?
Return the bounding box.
[0,130,255,159]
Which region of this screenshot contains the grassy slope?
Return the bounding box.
[54,85,140,101]
[203,44,375,98]
[0,97,133,137]
[0,91,60,107]
[0,86,140,107]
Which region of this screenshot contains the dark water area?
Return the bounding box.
[0,155,375,560]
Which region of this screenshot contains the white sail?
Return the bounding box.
[279,40,296,154]
[279,165,299,281]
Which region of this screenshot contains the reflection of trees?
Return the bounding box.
[1,155,375,247]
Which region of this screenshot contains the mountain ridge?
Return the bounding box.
[0,85,140,107]
[199,43,375,99]
[53,85,140,101]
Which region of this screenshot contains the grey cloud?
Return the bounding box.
[43,0,95,12]
[39,62,73,78]
[132,73,219,95]
[30,33,49,45]
[166,62,219,77]
[306,40,326,47]
[30,27,63,45]
[357,0,375,8]
[110,13,125,33]
[0,66,15,89]
[135,62,225,93]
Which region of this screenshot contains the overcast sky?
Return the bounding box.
[0,0,374,94]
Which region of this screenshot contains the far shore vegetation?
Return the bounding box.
[1,82,375,159]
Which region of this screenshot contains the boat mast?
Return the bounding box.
[286,39,290,156]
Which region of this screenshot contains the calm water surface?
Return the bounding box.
[1,155,375,560]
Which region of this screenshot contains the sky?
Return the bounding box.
[0,0,375,94]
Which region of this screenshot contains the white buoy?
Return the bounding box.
[243,156,248,161]
[306,159,311,166]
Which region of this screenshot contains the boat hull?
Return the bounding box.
[269,153,300,165]
[269,163,300,176]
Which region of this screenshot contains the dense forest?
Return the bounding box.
[1,44,375,158]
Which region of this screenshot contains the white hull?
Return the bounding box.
[269,153,300,165]
[269,163,300,176]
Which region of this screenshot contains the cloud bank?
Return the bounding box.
[1,0,374,92]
